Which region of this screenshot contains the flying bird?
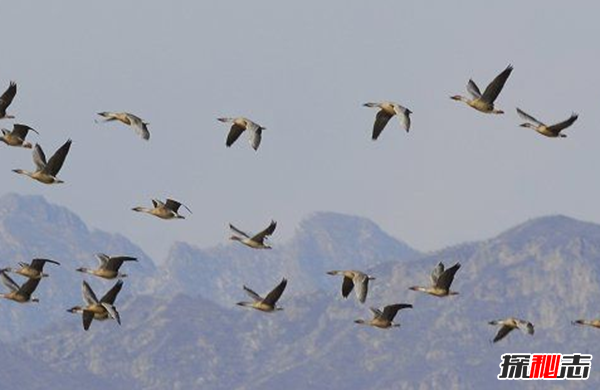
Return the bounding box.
[97,112,150,140]
[237,278,287,312]
[451,65,513,114]
[132,198,192,220]
[12,139,72,184]
[76,254,137,280]
[409,262,461,297]
[517,108,578,138]
[488,317,534,343]
[354,303,413,329]
[67,280,123,331]
[0,270,41,303]
[572,319,600,329]
[4,258,60,279]
[218,117,265,150]
[0,124,38,148]
[0,81,17,120]
[363,101,412,140]
[229,220,277,249]
[326,270,375,303]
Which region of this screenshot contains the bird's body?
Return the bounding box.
[327,270,374,303]
[0,124,38,148]
[451,65,513,114]
[354,303,413,329]
[67,280,123,330]
[218,117,265,150]
[573,319,600,329]
[12,140,72,184]
[5,259,60,279]
[363,101,412,140]
[0,270,40,303]
[76,254,137,280]
[517,108,578,138]
[0,82,17,120]
[237,278,287,312]
[489,317,534,343]
[97,112,150,140]
[409,262,461,297]
[133,198,192,220]
[229,220,277,249]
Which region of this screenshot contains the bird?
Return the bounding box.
[409,262,461,297]
[12,139,72,184]
[237,278,287,312]
[67,280,123,331]
[0,81,17,120]
[0,124,38,148]
[0,270,41,303]
[76,254,137,280]
[363,101,412,140]
[326,270,375,303]
[96,112,150,140]
[132,198,192,220]
[4,258,60,279]
[451,65,513,114]
[489,317,534,343]
[572,319,600,329]
[516,108,578,138]
[354,303,413,329]
[217,117,265,150]
[229,220,277,249]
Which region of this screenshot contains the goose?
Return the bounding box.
[409,262,461,297]
[517,108,578,138]
[1,124,38,148]
[326,270,375,303]
[0,270,41,303]
[354,303,413,329]
[0,81,17,120]
[572,319,600,329]
[363,102,412,140]
[132,198,192,220]
[76,254,137,280]
[96,112,150,140]
[217,117,265,150]
[229,220,277,249]
[489,317,534,343]
[12,139,72,184]
[451,65,513,114]
[5,258,60,279]
[67,280,123,331]
[237,278,287,312]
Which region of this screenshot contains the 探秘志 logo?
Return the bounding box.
[498,353,592,380]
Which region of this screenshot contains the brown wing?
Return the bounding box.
[0,82,16,116]
[547,113,578,135]
[263,278,287,306]
[18,277,41,298]
[341,276,355,298]
[11,124,37,139]
[82,310,94,331]
[435,263,461,291]
[29,258,60,271]
[250,220,277,244]
[100,280,123,305]
[372,110,393,140]
[381,303,413,321]
[105,256,137,272]
[493,325,514,343]
[226,124,245,147]
[43,139,72,176]
[165,199,191,214]
[481,65,513,104]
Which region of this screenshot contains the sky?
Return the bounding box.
[1,1,600,261]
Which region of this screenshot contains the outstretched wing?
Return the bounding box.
[229,224,251,239]
[43,139,72,176]
[547,113,578,135]
[372,110,393,140]
[481,65,513,104]
[381,303,413,322]
[0,271,19,292]
[392,105,411,132]
[100,280,124,305]
[246,122,263,150]
[517,319,535,335]
[165,199,191,214]
[82,310,94,331]
[105,256,137,272]
[341,276,355,298]
[354,273,369,303]
[101,303,121,325]
[430,262,445,286]
[243,285,263,302]
[12,124,37,139]
[435,263,461,291]
[95,253,110,268]
[18,278,41,297]
[493,325,514,343]
[250,220,277,244]
[516,108,544,126]
[0,82,17,114]
[82,281,100,305]
[226,124,245,147]
[467,79,482,99]
[32,144,47,171]
[126,114,150,140]
[263,278,287,306]
[30,258,60,271]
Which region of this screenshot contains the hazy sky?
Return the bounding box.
[2,1,600,261]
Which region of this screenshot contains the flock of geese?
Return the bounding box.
[0,63,595,343]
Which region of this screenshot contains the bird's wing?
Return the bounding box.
[435,262,461,290]
[82,310,94,331]
[467,79,482,99]
[127,114,150,140]
[33,144,47,171]
[0,82,17,113]
[19,277,41,297]
[393,105,411,132]
[517,319,535,335]
[12,124,37,139]
[493,325,514,343]
[430,262,444,285]
[263,278,287,306]
[354,273,369,303]
[481,65,513,104]
[95,253,110,268]
[250,220,277,243]
[105,256,137,272]
[372,110,393,140]
[100,280,124,305]
[43,139,72,176]
[30,258,60,271]
[165,199,191,214]
[547,113,578,135]
[229,224,251,239]
[381,303,413,321]
[242,285,263,302]
[370,307,383,318]
[82,281,100,305]
[226,123,245,147]
[516,108,544,126]
[246,122,262,150]
[0,271,19,292]
[341,276,355,298]
[101,303,121,324]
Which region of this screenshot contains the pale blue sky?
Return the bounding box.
[2,1,600,260]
